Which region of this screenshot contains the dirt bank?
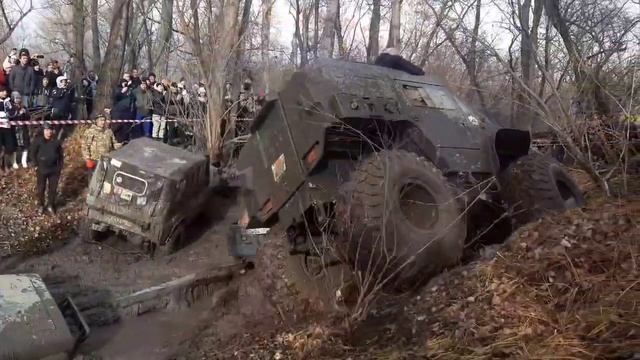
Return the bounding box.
[179,193,640,359]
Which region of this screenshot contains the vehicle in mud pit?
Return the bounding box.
[228,58,585,308]
[0,274,89,360]
[83,137,210,256]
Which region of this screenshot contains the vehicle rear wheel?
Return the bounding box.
[255,233,353,314]
[498,153,585,225]
[337,149,466,291]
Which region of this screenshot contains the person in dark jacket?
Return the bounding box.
[45,62,62,89]
[30,122,64,215]
[32,60,45,96]
[34,77,52,107]
[374,47,425,76]
[133,81,153,137]
[74,78,92,120]
[11,97,30,168]
[50,75,75,140]
[8,49,37,107]
[0,86,16,173]
[111,79,135,142]
[151,83,167,141]
[50,76,74,119]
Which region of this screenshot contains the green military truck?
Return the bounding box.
[229,58,584,306]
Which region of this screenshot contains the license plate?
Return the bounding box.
[91,223,104,231]
[121,191,132,201]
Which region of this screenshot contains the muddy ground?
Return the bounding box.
[1,187,246,359]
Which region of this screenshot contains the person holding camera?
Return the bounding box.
[8,48,36,108]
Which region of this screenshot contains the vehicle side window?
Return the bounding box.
[402,85,429,107]
[422,86,458,110]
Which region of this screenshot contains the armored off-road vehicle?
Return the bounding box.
[83,138,210,255]
[230,58,584,305]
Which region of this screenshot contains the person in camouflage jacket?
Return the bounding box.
[82,114,122,177]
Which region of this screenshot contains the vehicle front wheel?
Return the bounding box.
[80,219,100,242]
[155,224,185,257]
[337,149,466,291]
[498,153,585,225]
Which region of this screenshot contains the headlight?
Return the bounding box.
[137,196,147,206]
[102,182,112,194]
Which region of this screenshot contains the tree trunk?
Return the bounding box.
[386,0,402,49]
[318,0,339,58]
[367,0,380,63]
[72,0,87,82]
[261,0,273,92]
[313,0,319,57]
[90,0,101,71]
[467,0,486,112]
[516,0,533,129]
[126,4,139,73]
[335,1,345,58]
[294,0,307,66]
[94,0,133,114]
[206,0,241,160]
[155,0,174,73]
[236,0,253,70]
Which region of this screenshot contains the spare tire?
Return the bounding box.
[337,150,466,290]
[499,153,584,225]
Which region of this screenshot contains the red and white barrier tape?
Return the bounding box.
[7,118,183,126]
[7,117,253,126]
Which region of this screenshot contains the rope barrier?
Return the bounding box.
[6,117,255,126]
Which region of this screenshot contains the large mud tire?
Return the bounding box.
[255,233,351,314]
[337,150,466,290]
[499,153,584,225]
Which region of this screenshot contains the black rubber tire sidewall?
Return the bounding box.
[337,149,466,288]
[499,153,585,225]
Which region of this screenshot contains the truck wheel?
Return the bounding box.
[337,149,466,290]
[256,233,352,313]
[80,219,99,242]
[156,224,185,257]
[498,153,584,225]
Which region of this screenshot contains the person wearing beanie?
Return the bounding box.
[8,48,36,107]
[0,85,16,174]
[30,121,64,215]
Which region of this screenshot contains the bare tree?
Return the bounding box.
[318,0,339,57]
[386,0,402,49]
[90,0,101,71]
[95,0,134,113]
[261,0,275,91]
[0,0,34,44]
[366,0,380,63]
[156,0,174,73]
[72,0,87,80]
